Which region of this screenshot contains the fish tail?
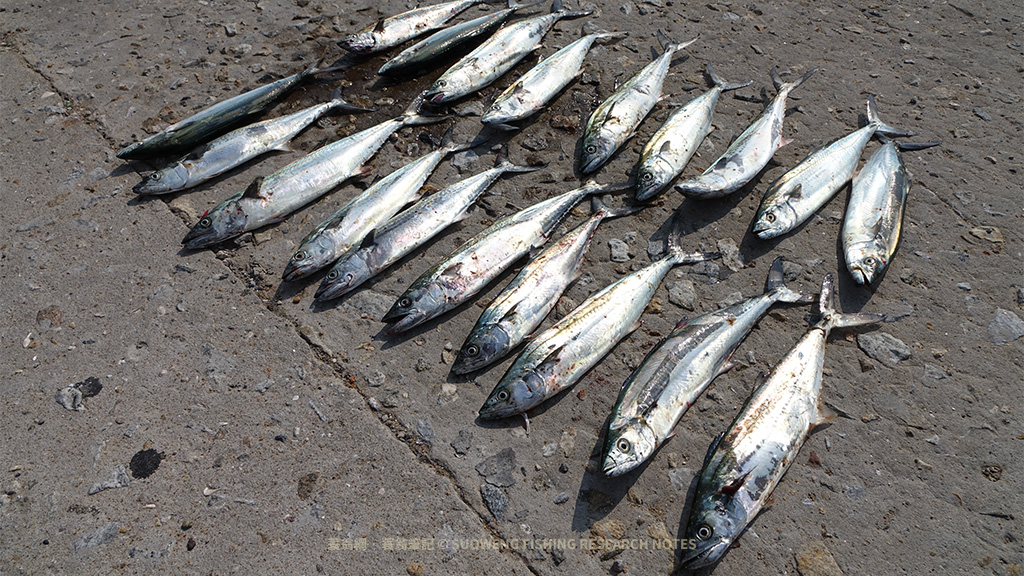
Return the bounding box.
[816,273,884,332]
[581,179,635,196]
[401,90,453,126]
[765,257,815,303]
[876,134,942,151]
[327,86,375,113]
[497,159,547,174]
[706,61,753,92]
[592,30,629,42]
[591,195,644,219]
[865,94,915,138]
[666,245,720,267]
[508,0,546,9]
[656,30,699,56]
[770,67,817,94]
[552,0,593,18]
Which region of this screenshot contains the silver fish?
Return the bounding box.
[282,129,473,281]
[602,257,813,477]
[452,197,640,374]
[339,0,484,54]
[117,57,340,159]
[843,138,940,285]
[313,159,541,302]
[676,68,816,198]
[134,88,372,195]
[423,0,592,104]
[381,179,629,335]
[579,30,698,174]
[478,248,719,421]
[182,95,443,250]
[681,274,882,570]
[481,31,625,130]
[379,1,531,76]
[752,95,913,239]
[633,62,751,201]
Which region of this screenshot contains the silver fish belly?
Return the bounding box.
[675,68,816,198]
[339,0,483,54]
[602,257,810,477]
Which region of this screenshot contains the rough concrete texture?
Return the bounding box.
[1,0,1021,575]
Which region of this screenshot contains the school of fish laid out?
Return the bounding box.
[114,0,941,570]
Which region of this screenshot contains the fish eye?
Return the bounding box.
[864,257,876,266]
[327,270,339,281]
[641,172,653,182]
[765,211,776,223]
[696,524,713,540]
[294,251,306,261]
[151,172,161,180]
[616,438,631,454]
[437,80,447,87]
[466,344,480,357]
[585,145,597,154]
[496,390,509,402]
[399,297,412,308]
[198,217,212,228]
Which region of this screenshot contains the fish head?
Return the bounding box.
[338,32,377,53]
[752,201,797,240]
[133,164,189,195]
[382,283,445,334]
[478,370,545,420]
[314,256,371,302]
[283,235,339,282]
[634,158,674,201]
[452,324,512,375]
[675,172,732,198]
[679,491,747,570]
[602,421,657,477]
[579,133,616,174]
[845,246,887,285]
[424,76,462,105]
[181,201,247,250]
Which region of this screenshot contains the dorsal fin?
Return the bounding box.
[718,471,750,498]
[511,81,527,96]
[499,300,522,323]
[659,141,672,155]
[184,143,211,161]
[373,19,387,33]
[537,343,566,371]
[241,176,265,200]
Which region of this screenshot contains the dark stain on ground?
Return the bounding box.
[129,448,163,479]
[75,376,103,398]
[297,472,320,500]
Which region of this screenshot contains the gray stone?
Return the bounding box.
[55,386,84,411]
[480,484,508,521]
[367,371,386,387]
[450,429,472,456]
[988,308,1024,345]
[857,332,912,367]
[73,522,119,550]
[521,134,548,151]
[553,492,569,505]
[451,149,481,174]
[416,419,434,442]
[475,448,517,487]
[718,291,744,308]
[782,261,803,281]
[717,238,744,272]
[689,261,720,283]
[341,289,393,320]
[922,364,946,380]
[609,239,631,262]
[88,465,130,495]
[667,278,697,310]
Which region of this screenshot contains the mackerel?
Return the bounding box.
[339,0,484,54]
[602,257,813,477]
[579,30,697,174]
[282,129,474,281]
[633,62,751,201]
[423,0,592,104]
[478,248,719,421]
[752,95,914,239]
[676,68,816,198]
[313,159,541,302]
[843,138,940,285]
[117,57,341,159]
[681,274,882,570]
[381,179,629,335]
[481,30,626,130]
[181,94,445,250]
[452,197,640,374]
[134,88,372,195]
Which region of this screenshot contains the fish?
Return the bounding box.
[842,138,940,285]
[382,180,629,335]
[680,274,882,570]
[338,0,485,54]
[579,30,698,174]
[751,95,915,240]
[117,57,342,160]
[423,0,592,104]
[478,247,720,421]
[313,158,542,302]
[601,257,814,477]
[452,196,641,374]
[633,62,751,201]
[675,68,817,199]
[481,30,626,130]
[133,87,373,195]
[282,128,476,281]
[181,93,445,250]
[379,0,536,77]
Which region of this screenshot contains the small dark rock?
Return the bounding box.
[129,449,163,479]
[77,377,102,398]
[480,484,508,521]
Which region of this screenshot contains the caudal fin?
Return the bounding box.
[816,273,884,333]
[764,257,815,303]
[865,94,915,138]
[770,67,817,94]
[592,196,644,220]
[400,91,453,126]
[877,134,942,151]
[327,86,376,113]
[706,61,753,92]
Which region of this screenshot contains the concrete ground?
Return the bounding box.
[1,0,1021,575]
